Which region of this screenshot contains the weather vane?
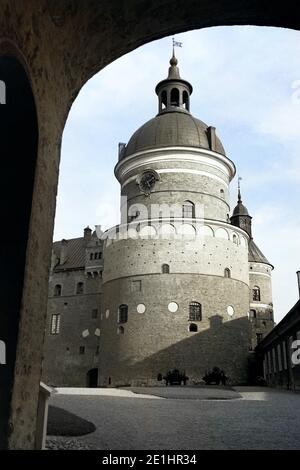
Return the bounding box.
[172,37,183,49]
[238,176,242,190]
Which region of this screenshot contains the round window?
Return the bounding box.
[137,304,146,314]
[168,302,179,313]
[227,306,235,317]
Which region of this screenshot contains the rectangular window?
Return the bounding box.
[50,314,61,335]
[277,344,283,371]
[79,346,85,355]
[189,302,202,321]
[131,280,142,292]
[96,345,100,355]
[92,309,98,319]
[76,282,84,295]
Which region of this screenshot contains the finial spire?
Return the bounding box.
[170,38,179,67]
[238,176,242,202]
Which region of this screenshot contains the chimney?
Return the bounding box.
[207,126,216,152]
[118,142,126,160]
[60,239,68,265]
[297,271,300,298]
[84,226,92,242]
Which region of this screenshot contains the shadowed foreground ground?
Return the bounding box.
[47,387,300,450]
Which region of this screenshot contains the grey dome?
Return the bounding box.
[122,111,226,159]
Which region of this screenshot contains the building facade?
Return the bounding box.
[42,53,274,387]
[42,227,103,387]
[256,273,300,390]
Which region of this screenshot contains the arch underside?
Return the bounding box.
[0,0,299,449]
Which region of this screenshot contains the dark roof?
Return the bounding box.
[122,111,226,159]
[232,200,249,217]
[256,299,300,351]
[53,237,86,271]
[248,239,272,266]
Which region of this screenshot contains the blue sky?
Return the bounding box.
[55,26,300,322]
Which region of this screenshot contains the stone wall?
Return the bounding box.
[100,273,251,386]
[42,270,102,387]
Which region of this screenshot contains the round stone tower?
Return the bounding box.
[99,52,252,386]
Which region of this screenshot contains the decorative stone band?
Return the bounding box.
[115,146,236,184]
[250,303,273,309]
[249,271,272,277]
[102,218,249,245]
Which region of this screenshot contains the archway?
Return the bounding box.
[87,368,99,388]
[0,0,300,450]
[0,56,38,449]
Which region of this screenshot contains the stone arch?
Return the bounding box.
[177,224,196,238]
[139,225,157,239]
[0,54,39,449]
[198,225,214,238]
[215,228,230,240]
[2,1,300,449]
[159,223,176,238]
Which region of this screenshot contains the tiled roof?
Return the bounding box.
[248,239,272,267]
[53,237,86,271]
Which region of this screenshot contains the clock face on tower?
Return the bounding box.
[137,170,159,195]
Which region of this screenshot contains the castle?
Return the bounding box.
[42,52,274,387]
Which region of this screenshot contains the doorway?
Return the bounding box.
[87,368,99,388]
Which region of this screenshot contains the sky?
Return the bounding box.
[55,26,300,323]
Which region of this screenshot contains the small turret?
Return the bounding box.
[230,178,252,238]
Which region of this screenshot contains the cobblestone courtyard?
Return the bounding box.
[47,387,300,450]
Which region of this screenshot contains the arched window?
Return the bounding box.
[253,286,261,301]
[118,304,128,324]
[183,90,189,110]
[189,323,198,332]
[182,200,195,218]
[170,88,180,107]
[233,234,238,245]
[162,264,170,274]
[224,268,231,278]
[117,326,125,335]
[54,284,62,296]
[161,90,167,109]
[189,302,202,321]
[220,189,225,199]
[76,282,84,295]
[249,309,257,319]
